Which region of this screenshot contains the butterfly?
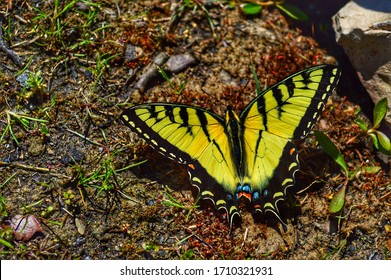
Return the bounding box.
[120,64,341,234]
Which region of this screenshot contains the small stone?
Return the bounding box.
[164,53,196,74]
[75,236,86,246]
[75,217,86,235]
[124,44,144,63]
[16,72,30,88]
[28,136,46,156]
[219,70,237,86]
[61,147,84,166]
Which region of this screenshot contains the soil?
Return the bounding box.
[0,0,390,260]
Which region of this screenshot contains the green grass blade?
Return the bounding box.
[0,172,17,189]
[250,58,261,96]
[276,3,308,21]
[0,238,14,249]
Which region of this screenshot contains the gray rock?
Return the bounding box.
[219,70,237,86]
[16,72,30,88]
[124,43,143,63]
[332,0,391,128]
[164,53,196,74]
[133,53,196,93]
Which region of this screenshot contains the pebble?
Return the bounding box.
[164,53,196,74]
[134,52,196,93]
[124,44,144,63]
[16,72,30,88]
[219,70,237,86]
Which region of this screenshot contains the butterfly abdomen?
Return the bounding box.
[225,107,245,176]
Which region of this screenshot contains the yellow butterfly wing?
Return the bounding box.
[120,104,240,218]
[240,65,341,221]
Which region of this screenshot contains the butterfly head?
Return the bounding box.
[225,106,240,126]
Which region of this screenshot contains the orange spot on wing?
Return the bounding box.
[188,163,195,170]
[290,148,296,155]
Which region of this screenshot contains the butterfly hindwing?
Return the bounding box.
[249,137,299,220]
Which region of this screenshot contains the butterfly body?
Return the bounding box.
[121,65,341,233]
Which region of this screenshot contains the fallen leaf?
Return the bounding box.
[75,217,86,235]
[11,215,43,241]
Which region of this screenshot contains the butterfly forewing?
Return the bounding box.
[241,65,341,140]
[120,103,239,196]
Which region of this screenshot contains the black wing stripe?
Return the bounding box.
[196,109,211,140]
[271,87,285,118]
[256,95,268,131]
[165,105,175,123]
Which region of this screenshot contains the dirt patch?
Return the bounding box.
[0,1,390,260]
